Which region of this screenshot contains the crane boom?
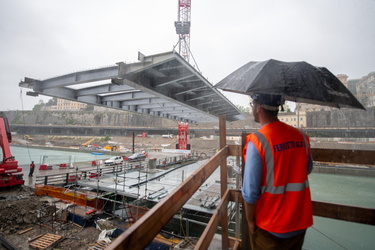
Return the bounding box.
[0,112,24,186]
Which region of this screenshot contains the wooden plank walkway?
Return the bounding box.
[29,233,62,249]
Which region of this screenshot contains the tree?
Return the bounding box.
[46,97,57,106]
[101,135,111,141]
[84,104,94,111]
[32,102,44,111]
[237,105,250,114]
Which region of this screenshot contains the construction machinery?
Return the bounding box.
[177,122,189,150]
[23,134,33,141]
[81,138,94,147]
[103,145,118,151]
[0,112,24,187]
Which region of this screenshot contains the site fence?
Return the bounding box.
[34,153,195,186]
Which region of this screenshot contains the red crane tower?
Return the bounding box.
[177,122,189,150]
[175,1,191,151]
[175,0,191,62]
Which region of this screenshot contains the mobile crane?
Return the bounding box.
[0,112,24,187]
[81,138,95,147]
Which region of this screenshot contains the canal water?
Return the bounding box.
[304,173,375,249]
[3,146,375,249]
[8,146,111,167]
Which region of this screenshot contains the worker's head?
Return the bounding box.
[251,93,283,109]
[31,161,34,163]
[250,93,283,122]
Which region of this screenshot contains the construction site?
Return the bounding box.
[2,113,375,250]
[1,112,231,249]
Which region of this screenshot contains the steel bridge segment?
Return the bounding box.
[19,51,245,123]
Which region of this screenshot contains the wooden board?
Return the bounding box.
[311,148,375,165]
[18,227,33,235]
[88,240,111,250]
[29,233,62,250]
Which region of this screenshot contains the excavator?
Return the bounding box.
[81,138,95,147]
[23,134,33,141]
[0,112,24,187]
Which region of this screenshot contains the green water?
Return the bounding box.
[303,173,375,249]
[7,146,110,166]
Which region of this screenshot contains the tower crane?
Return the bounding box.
[175,0,191,62]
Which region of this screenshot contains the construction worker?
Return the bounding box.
[28,161,35,177]
[242,93,313,249]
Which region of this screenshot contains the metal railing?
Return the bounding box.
[106,115,375,249]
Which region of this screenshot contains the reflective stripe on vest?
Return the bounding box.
[253,131,309,194]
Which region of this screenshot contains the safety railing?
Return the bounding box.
[107,144,234,249]
[106,124,375,249]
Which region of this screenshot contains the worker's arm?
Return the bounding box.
[244,201,256,234]
[241,142,262,234]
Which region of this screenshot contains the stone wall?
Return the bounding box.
[6,110,177,128]
[306,109,375,127]
[5,108,375,128]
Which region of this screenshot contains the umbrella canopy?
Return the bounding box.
[215,59,365,110]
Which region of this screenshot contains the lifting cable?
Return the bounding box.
[173,37,202,74]
[19,87,34,163]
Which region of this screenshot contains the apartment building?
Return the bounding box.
[278,111,307,128]
[56,99,87,111]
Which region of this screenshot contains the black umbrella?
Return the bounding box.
[215,59,365,110]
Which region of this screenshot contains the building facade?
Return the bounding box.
[353,72,375,108]
[56,99,87,111]
[278,111,307,128]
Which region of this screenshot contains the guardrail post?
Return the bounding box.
[235,145,241,239]
[219,116,229,249]
[241,133,251,249]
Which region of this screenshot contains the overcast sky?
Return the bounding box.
[0,0,374,111]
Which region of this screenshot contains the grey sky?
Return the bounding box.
[0,0,374,111]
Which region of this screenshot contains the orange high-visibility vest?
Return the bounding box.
[244,121,313,233]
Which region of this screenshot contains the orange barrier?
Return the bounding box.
[89,173,98,178]
[39,164,48,170]
[34,184,103,209]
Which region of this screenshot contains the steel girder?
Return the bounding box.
[19,51,245,123]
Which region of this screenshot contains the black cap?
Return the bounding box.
[252,93,282,106]
[251,93,283,110]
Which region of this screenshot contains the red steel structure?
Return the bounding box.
[178,122,189,150]
[0,112,24,187]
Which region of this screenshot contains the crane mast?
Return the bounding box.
[174,1,191,151]
[175,0,191,62]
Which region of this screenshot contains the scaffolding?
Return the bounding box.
[34,153,196,223]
